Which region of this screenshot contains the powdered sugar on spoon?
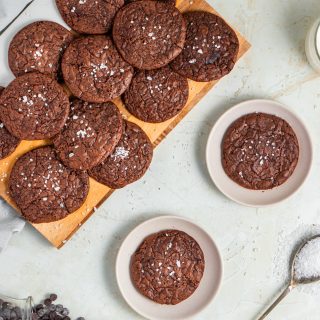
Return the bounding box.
[257,234,320,319]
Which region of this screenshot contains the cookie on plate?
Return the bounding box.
[89,121,153,189]
[9,146,89,223]
[131,229,205,305]
[124,66,188,123]
[171,11,239,82]
[0,87,20,159]
[55,0,124,34]
[113,1,186,70]
[53,99,123,170]
[62,35,133,103]
[8,21,74,79]
[0,73,69,140]
[222,113,299,190]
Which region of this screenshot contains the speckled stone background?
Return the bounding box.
[1,0,320,319]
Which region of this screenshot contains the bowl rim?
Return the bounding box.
[115,215,224,320]
[316,20,320,59]
[205,98,313,207]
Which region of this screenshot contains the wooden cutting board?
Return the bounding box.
[0,0,250,248]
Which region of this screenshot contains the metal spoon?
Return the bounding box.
[257,234,320,320]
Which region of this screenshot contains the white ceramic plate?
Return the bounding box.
[116,215,223,320]
[317,20,320,58]
[206,99,313,207]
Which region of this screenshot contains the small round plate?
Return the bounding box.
[206,99,313,207]
[116,215,223,320]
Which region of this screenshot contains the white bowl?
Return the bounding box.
[305,17,320,73]
[116,215,223,320]
[206,99,313,207]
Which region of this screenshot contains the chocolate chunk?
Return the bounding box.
[44,299,52,307]
[55,305,63,314]
[89,120,153,189]
[8,21,74,79]
[48,305,56,312]
[37,309,46,317]
[0,73,70,140]
[31,294,84,320]
[222,113,299,190]
[9,146,89,223]
[113,1,186,70]
[53,99,123,170]
[131,230,205,304]
[56,0,124,34]
[124,66,189,123]
[34,304,43,311]
[49,294,57,302]
[171,11,239,82]
[61,309,69,316]
[0,87,20,159]
[62,35,133,103]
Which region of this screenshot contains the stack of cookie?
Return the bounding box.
[0,0,239,224]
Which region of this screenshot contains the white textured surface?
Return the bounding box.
[1,0,320,319]
[0,198,25,253]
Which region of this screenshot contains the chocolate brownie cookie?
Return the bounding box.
[222,113,299,190]
[8,21,74,79]
[56,0,124,34]
[113,1,186,70]
[89,121,153,188]
[124,66,188,123]
[53,99,123,170]
[171,11,239,82]
[0,87,20,159]
[0,73,69,140]
[131,230,205,305]
[62,35,133,103]
[9,146,89,223]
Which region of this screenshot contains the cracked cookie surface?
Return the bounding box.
[89,120,153,189]
[0,87,20,159]
[56,0,124,34]
[8,21,74,79]
[222,113,299,190]
[113,1,186,70]
[62,35,133,103]
[9,146,89,223]
[171,11,239,82]
[0,73,70,140]
[131,229,205,304]
[53,99,123,170]
[124,66,189,123]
